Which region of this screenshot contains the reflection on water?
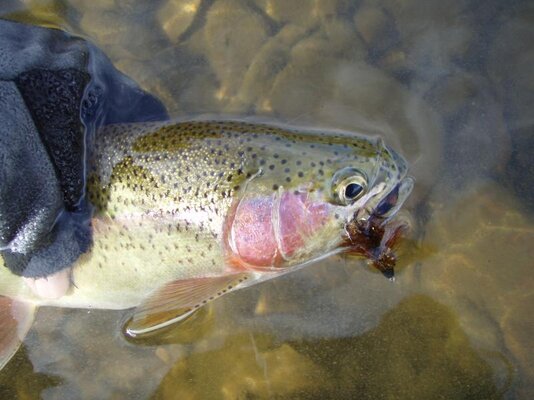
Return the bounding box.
[1,0,533,399]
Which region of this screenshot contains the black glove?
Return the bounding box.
[0,20,168,277]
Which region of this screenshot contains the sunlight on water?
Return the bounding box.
[1,0,533,399]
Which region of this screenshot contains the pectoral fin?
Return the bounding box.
[0,296,35,370]
[126,273,254,337]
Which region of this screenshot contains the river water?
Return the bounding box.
[0,0,533,399]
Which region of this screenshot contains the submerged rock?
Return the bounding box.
[200,0,270,102]
[157,0,201,44]
[0,346,61,399]
[153,332,324,400]
[377,0,473,83]
[252,0,317,27]
[488,3,534,212]
[254,0,353,27]
[422,72,510,188]
[78,8,165,63]
[151,295,501,399]
[354,4,389,45]
[225,24,309,113]
[506,130,534,213]
[487,3,534,133]
[25,308,175,399]
[353,2,400,61]
[422,184,534,397]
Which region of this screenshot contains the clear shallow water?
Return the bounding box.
[1,0,533,399]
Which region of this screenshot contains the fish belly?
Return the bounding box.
[0,216,226,310]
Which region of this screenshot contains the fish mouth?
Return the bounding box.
[342,179,413,279]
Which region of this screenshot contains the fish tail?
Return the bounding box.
[0,296,35,370]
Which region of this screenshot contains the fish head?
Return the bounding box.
[225,130,413,274]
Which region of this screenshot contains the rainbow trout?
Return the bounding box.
[0,120,413,367]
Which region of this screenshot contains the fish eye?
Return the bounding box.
[344,182,364,200]
[331,168,368,205]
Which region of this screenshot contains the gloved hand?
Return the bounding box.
[0,20,168,298]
